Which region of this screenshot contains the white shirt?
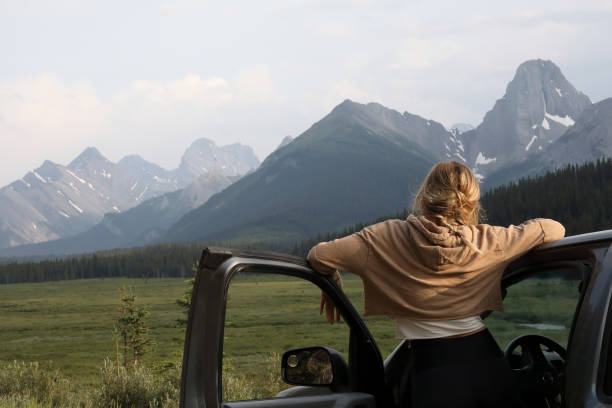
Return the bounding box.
[396,315,485,339]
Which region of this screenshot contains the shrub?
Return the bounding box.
[222,353,286,402]
[0,361,78,407]
[91,359,179,408]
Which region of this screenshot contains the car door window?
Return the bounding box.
[222,272,351,402]
[486,267,583,349]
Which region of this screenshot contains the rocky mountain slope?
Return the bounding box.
[458,59,592,178]
[0,172,234,256]
[484,97,612,186]
[0,138,259,249]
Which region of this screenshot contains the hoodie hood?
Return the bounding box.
[406,214,473,270]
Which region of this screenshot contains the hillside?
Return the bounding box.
[163,100,441,244]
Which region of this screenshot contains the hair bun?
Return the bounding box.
[414,161,482,225]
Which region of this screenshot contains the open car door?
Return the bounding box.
[493,231,612,407]
[180,247,391,408]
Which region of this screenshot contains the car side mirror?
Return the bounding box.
[281,346,348,388]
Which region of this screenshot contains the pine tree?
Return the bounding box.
[115,286,152,368]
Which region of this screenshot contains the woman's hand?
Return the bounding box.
[320,270,343,325]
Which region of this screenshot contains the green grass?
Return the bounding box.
[0,278,187,386]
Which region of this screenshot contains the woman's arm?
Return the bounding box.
[307,232,370,276]
[307,231,370,324]
[494,218,565,261]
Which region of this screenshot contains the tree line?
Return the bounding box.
[1,159,611,284]
[0,243,203,284]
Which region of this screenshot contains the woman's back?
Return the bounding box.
[307,160,565,408]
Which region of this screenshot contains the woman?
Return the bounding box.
[307,161,565,408]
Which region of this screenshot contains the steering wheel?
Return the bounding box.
[504,335,567,407]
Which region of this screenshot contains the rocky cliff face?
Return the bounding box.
[484,97,612,187]
[459,59,591,178]
[544,97,612,167]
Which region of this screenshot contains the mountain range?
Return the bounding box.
[163,59,610,247]
[0,139,259,251]
[2,58,610,257]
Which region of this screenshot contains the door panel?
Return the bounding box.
[222,393,375,408]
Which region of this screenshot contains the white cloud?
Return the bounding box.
[0,67,287,186]
[0,74,107,183]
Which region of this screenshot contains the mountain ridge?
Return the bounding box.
[0,138,259,249]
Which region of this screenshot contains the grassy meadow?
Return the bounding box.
[0,270,580,404]
[0,278,188,386]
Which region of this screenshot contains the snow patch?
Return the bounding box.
[444,143,450,151]
[454,152,467,163]
[21,179,31,188]
[541,118,550,130]
[68,182,80,194]
[112,206,120,212]
[538,146,543,150]
[137,186,148,201]
[473,172,485,182]
[88,183,95,191]
[130,182,138,191]
[445,153,451,158]
[456,139,464,152]
[68,181,81,194]
[58,211,70,218]
[545,112,575,127]
[531,124,538,130]
[426,121,431,126]
[31,222,37,230]
[555,87,563,97]
[525,135,538,152]
[475,152,497,166]
[101,169,112,178]
[56,190,65,197]
[33,171,47,183]
[68,200,84,213]
[66,169,86,184]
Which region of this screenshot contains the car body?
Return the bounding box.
[180,229,612,408]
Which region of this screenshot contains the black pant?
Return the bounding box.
[410,329,523,408]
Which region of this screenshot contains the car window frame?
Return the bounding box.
[498,259,591,351]
[180,249,389,408]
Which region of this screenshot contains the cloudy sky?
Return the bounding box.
[1,0,611,187]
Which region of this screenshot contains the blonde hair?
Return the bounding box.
[413,161,483,226]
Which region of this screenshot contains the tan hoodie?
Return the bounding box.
[307,215,565,320]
